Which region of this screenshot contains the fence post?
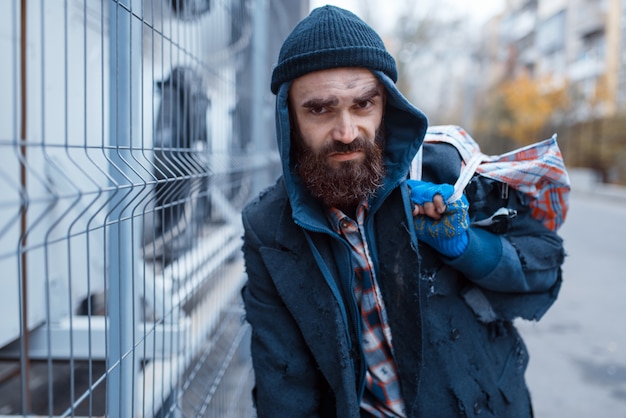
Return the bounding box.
[107,0,141,416]
[251,0,271,190]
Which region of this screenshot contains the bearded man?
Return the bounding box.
[240,6,565,417]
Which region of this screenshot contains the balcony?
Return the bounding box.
[501,10,537,42]
[568,56,605,81]
[573,1,607,36]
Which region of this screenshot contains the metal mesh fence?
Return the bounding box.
[0,0,303,416]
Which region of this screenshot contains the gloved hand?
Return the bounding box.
[407,179,454,209]
[407,179,470,258]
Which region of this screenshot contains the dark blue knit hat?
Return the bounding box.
[270,5,398,94]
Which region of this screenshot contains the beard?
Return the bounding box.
[293,127,386,211]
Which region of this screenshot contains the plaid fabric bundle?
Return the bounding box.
[419,125,571,231]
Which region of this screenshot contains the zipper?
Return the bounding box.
[299,222,366,399]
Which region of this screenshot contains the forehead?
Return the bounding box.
[289,68,381,103]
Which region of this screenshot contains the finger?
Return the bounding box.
[412,204,421,216]
[422,202,441,220]
[433,194,447,214]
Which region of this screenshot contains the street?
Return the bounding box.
[518,170,626,417]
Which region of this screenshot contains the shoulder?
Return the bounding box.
[242,177,291,242]
[243,177,288,220]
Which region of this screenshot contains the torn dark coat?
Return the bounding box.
[241,71,565,417]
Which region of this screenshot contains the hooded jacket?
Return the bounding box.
[241,69,564,417]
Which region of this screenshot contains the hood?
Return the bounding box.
[275,70,428,231]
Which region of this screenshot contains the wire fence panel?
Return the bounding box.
[0,0,302,416]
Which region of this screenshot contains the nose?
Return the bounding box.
[332,111,357,144]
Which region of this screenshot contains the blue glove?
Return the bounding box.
[407,179,454,205]
[407,179,470,258]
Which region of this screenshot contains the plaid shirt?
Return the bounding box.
[421,125,570,231]
[328,202,406,418]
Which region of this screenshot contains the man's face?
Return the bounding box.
[289,67,386,210]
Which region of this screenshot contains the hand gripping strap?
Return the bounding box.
[410,146,485,204]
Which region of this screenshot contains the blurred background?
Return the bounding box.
[0,1,624,417]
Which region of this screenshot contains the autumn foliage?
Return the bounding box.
[498,73,569,147]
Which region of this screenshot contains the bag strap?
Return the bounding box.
[448,152,485,203]
[410,146,423,181]
[411,146,485,204]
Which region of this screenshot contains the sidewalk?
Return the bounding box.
[567,168,626,202]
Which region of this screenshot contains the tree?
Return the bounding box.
[497,72,569,146]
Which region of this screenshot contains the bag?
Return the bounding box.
[411,125,571,232]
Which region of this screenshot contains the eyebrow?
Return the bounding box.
[300,87,382,109]
[355,87,381,104]
[301,97,339,109]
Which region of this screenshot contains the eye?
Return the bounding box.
[355,100,373,110]
[309,106,327,115]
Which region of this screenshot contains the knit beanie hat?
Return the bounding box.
[270,5,398,94]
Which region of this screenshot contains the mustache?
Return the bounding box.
[320,136,371,156]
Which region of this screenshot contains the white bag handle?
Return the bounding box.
[410,147,485,203]
[448,152,485,203]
